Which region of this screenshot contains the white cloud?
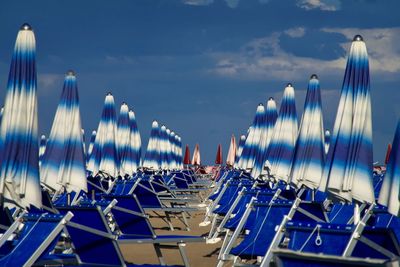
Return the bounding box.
[225,0,239,8]
[209,31,345,81]
[322,27,400,74]
[182,0,271,8]
[210,27,400,82]
[182,0,213,6]
[38,73,62,93]
[284,27,306,38]
[297,0,341,11]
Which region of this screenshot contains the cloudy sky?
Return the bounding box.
[0,0,399,164]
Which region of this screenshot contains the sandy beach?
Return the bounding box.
[120,208,222,266]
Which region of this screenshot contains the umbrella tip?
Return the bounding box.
[286,83,293,87]
[66,70,76,77]
[353,35,363,42]
[310,74,318,80]
[20,23,32,31]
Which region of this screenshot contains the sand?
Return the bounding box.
[120,209,222,266]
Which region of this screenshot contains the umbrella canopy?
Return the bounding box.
[238,104,266,170]
[319,35,374,204]
[289,75,325,189]
[39,134,47,166]
[192,144,201,166]
[385,143,392,165]
[176,136,183,169]
[215,144,223,165]
[87,93,120,177]
[143,120,161,169]
[159,125,169,170]
[265,84,298,183]
[234,134,246,168]
[87,130,96,164]
[40,71,87,193]
[169,131,177,169]
[183,145,191,165]
[0,24,41,208]
[378,121,400,216]
[0,107,3,126]
[117,103,135,177]
[251,98,278,178]
[128,110,141,172]
[324,129,331,155]
[226,135,237,167]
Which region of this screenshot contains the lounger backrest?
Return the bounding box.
[0,213,67,266]
[103,194,155,237]
[133,182,162,208]
[286,222,399,260]
[57,205,125,266]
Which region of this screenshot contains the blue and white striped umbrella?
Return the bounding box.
[81,128,86,159]
[87,93,120,177]
[40,71,87,193]
[39,134,47,167]
[176,135,183,169]
[0,107,4,126]
[234,134,246,168]
[159,125,169,170]
[170,131,178,169]
[378,121,400,216]
[87,130,96,164]
[265,84,298,183]
[289,75,325,189]
[251,98,278,178]
[117,103,133,177]
[143,120,161,169]
[238,104,266,171]
[167,129,176,170]
[319,35,374,204]
[324,129,330,155]
[0,24,42,208]
[128,110,141,172]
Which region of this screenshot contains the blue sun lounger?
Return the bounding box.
[58,199,204,267]
[0,212,74,267]
[218,198,327,266]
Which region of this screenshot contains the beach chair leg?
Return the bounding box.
[178,243,191,267]
[218,229,232,259]
[261,198,301,267]
[181,211,191,231]
[220,197,256,262]
[342,203,374,257]
[213,188,246,239]
[153,244,167,265]
[207,214,219,239]
[165,211,175,231]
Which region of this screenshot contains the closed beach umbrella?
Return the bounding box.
[0,24,42,208]
[40,71,87,193]
[319,35,374,204]
[289,75,325,189]
[226,135,236,167]
[265,84,298,183]
[378,121,400,215]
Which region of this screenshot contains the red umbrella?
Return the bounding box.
[183,145,191,165]
[385,143,392,165]
[215,144,223,165]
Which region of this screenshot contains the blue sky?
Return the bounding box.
[0,0,399,164]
